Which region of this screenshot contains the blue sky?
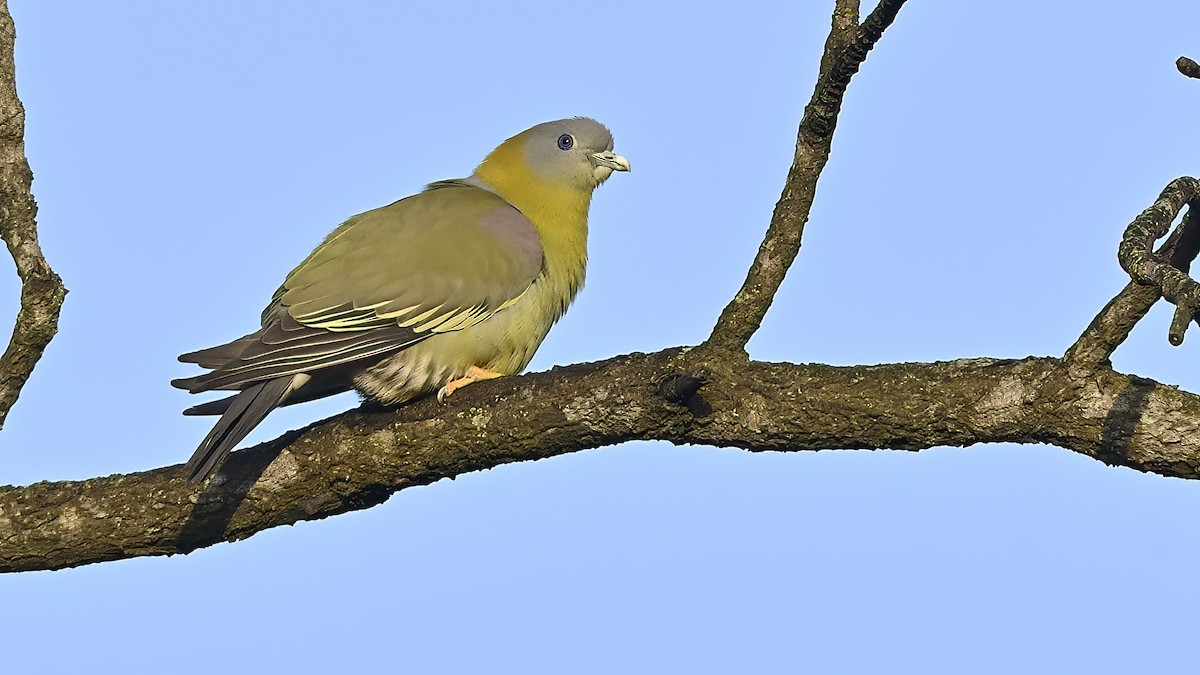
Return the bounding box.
[4,1,1200,672]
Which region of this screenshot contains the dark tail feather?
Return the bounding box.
[184,375,298,482]
[183,377,354,417]
[183,394,239,417]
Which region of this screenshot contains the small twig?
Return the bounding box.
[702,0,907,356]
[1178,56,1200,79]
[1117,177,1200,346]
[1067,178,1200,370]
[0,0,66,428]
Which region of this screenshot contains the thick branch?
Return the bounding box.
[3,347,1198,573]
[0,0,66,427]
[704,0,907,355]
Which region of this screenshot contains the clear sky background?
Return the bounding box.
[3,1,1200,672]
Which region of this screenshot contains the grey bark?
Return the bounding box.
[0,0,66,428]
[3,350,1197,573]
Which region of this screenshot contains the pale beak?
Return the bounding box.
[590,151,631,173]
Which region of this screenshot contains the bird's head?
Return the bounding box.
[474,118,630,206]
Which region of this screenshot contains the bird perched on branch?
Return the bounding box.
[173,117,629,482]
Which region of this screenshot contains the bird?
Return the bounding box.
[173,117,629,482]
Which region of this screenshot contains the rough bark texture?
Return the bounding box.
[5,0,1200,574]
[1067,180,1200,369]
[0,0,66,428]
[4,350,1198,573]
[1178,56,1200,79]
[1116,178,1200,346]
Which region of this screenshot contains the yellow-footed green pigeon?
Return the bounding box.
[173,117,629,481]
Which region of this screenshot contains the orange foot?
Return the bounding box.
[437,365,505,402]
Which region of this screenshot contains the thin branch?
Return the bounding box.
[1064,283,1162,373]
[1065,178,1200,369]
[703,0,907,355]
[1111,177,1200,346]
[1178,56,1200,79]
[0,0,66,428]
[2,348,1197,573]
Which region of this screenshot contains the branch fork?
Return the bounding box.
[1116,177,1200,345]
[1065,178,1200,371]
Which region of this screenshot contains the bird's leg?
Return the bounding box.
[437,365,505,402]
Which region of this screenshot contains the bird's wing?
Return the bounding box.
[174,184,544,393]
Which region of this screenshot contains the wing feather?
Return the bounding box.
[175,182,544,394]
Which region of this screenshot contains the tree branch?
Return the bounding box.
[1065,178,1200,369]
[1178,56,1200,79]
[3,348,1197,573]
[0,0,65,428]
[1112,177,1200,346]
[704,0,907,355]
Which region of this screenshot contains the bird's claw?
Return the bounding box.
[437,366,505,403]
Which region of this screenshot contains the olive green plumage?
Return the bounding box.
[174,117,629,481]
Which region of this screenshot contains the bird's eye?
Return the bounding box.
[557,134,574,151]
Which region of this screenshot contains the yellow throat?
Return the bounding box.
[474,134,593,300]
